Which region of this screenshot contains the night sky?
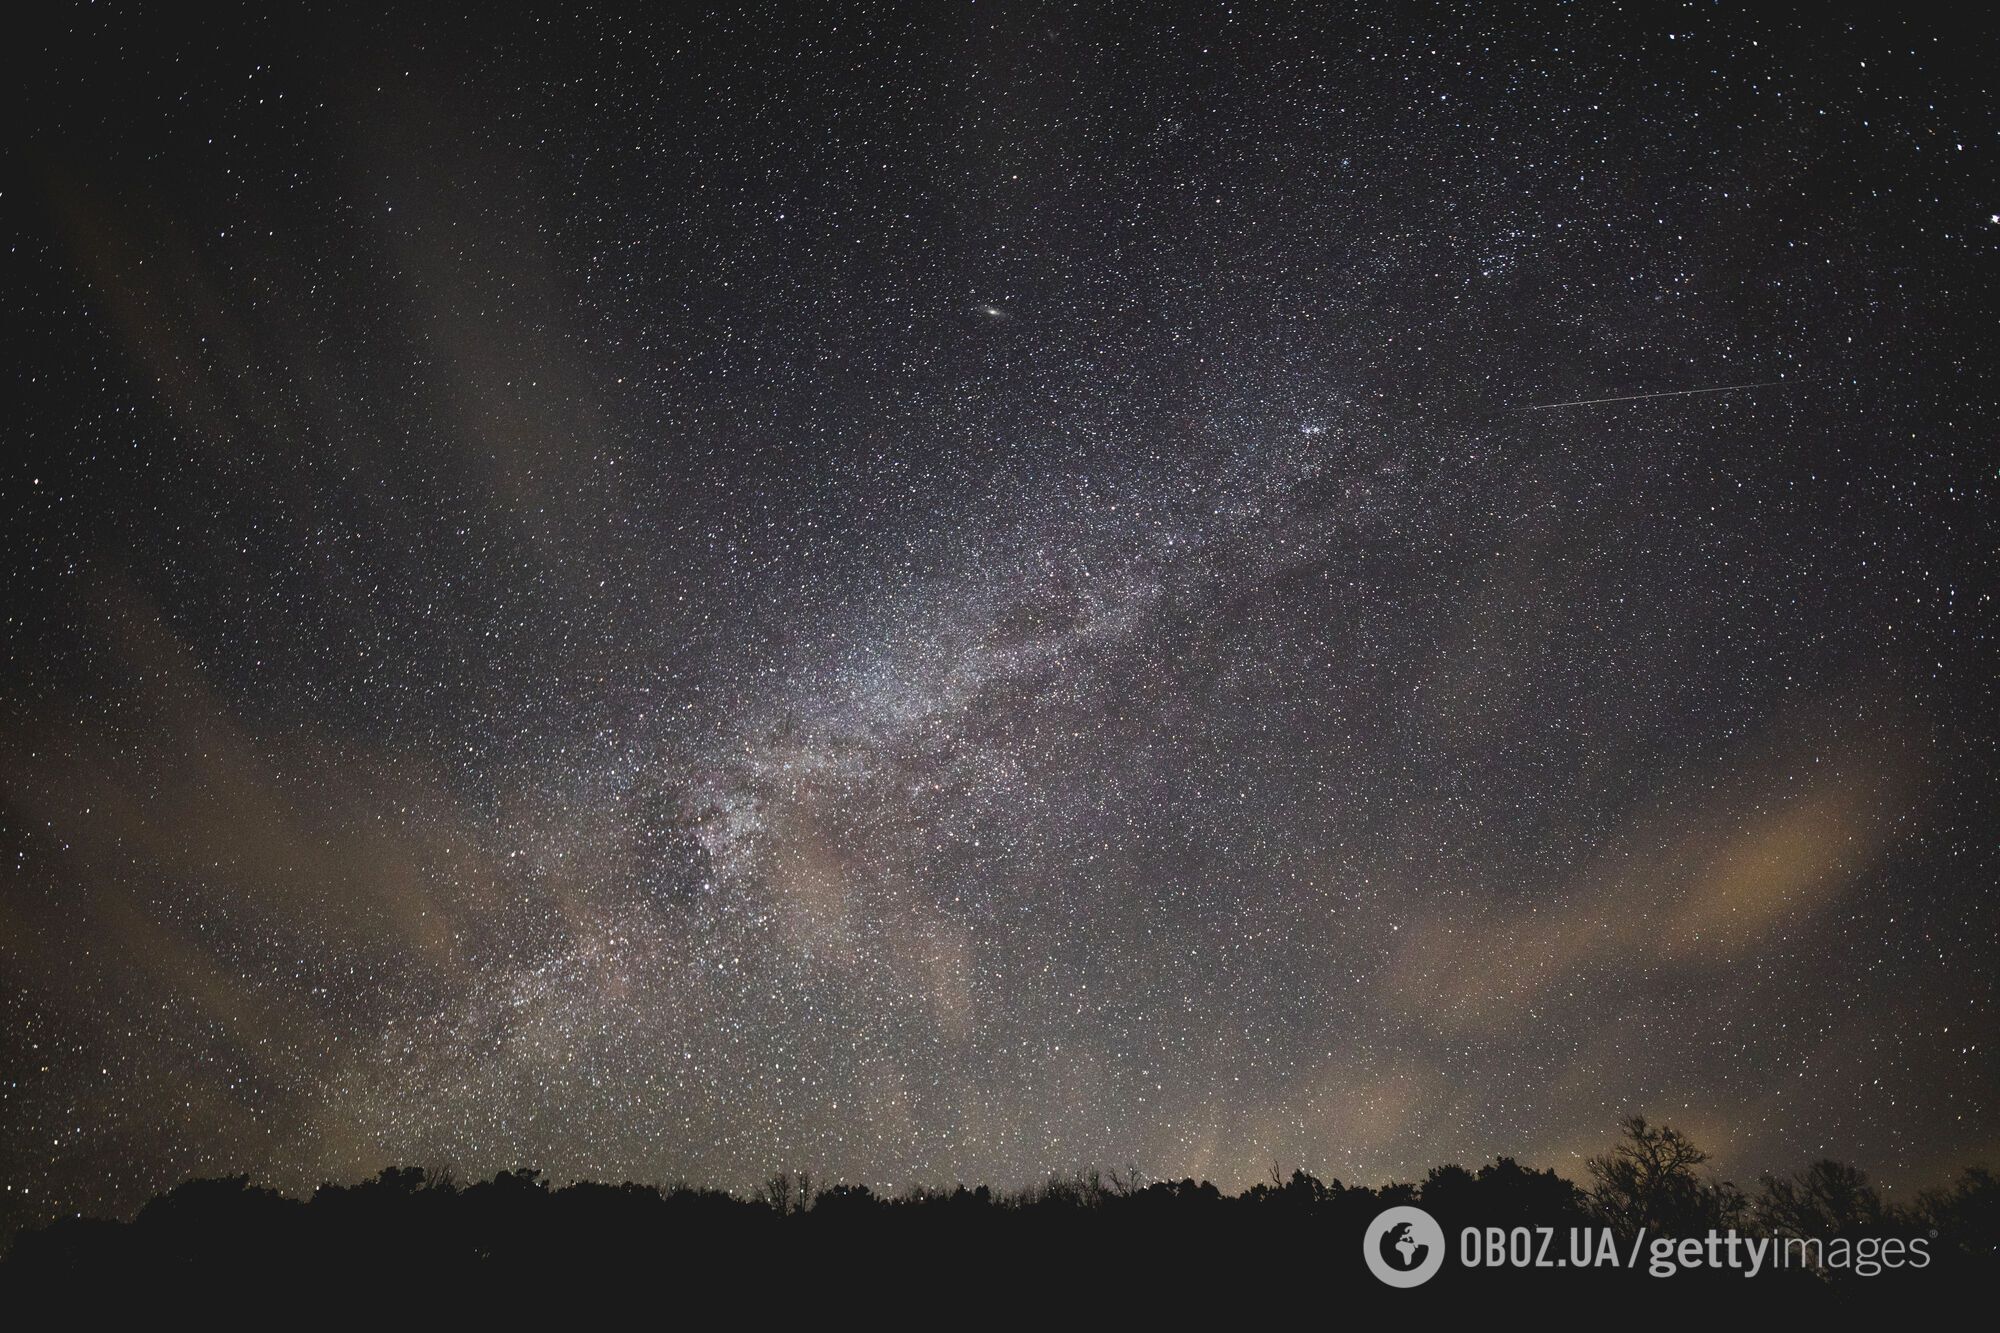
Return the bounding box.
[3,5,1995,1233]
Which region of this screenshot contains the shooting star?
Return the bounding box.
[1523,380,1780,411]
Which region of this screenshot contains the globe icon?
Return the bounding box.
[1385,1220,1428,1269]
[1364,1205,1445,1288]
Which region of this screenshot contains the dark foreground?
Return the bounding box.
[5,1120,1995,1308]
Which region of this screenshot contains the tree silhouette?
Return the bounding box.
[3,1116,1992,1300]
[1757,1160,1885,1240]
[1586,1114,1741,1235]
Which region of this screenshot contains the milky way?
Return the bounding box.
[3,6,1994,1232]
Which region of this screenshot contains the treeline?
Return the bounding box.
[3,1117,1994,1299]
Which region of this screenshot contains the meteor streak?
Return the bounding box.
[1524,380,1780,410]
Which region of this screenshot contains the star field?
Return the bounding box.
[1,4,1994,1232]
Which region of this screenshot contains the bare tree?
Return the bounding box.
[759,1170,794,1215]
[1756,1160,1883,1238]
[1585,1115,1734,1236]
